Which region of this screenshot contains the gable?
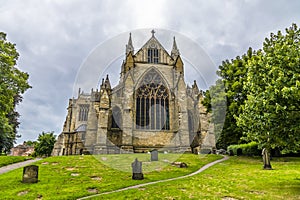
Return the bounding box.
[134,36,173,64]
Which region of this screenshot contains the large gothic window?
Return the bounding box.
[148,48,159,63]
[136,69,170,130]
[78,104,89,121]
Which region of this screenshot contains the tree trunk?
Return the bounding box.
[262,148,272,170]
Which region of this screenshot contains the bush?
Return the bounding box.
[227,142,261,156]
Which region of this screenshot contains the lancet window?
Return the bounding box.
[78,104,89,121]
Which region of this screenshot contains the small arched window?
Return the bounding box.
[136,69,169,130]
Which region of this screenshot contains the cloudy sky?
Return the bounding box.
[0,0,299,144]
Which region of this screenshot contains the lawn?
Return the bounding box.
[0,156,31,167]
[0,153,221,200]
[100,156,300,200]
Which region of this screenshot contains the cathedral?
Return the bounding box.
[52,30,215,155]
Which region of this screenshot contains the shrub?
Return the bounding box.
[227,142,261,156]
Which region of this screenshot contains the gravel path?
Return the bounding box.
[0,158,42,175]
[78,156,229,200]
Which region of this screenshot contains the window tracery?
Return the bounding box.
[136,69,170,130]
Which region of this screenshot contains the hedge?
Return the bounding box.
[227,142,261,156]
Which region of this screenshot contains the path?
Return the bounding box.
[0,158,42,175]
[78,156,229,200]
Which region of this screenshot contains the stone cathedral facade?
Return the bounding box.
[52,31,215,156]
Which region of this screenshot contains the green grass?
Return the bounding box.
[0,156,31,167]
[101,156,300,200]
[0,153,221,200]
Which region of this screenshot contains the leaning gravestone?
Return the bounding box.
[131,158,144,180]
[150,149,158,161]
[22,165,39,183]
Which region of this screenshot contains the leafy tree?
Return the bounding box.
[236,24,300,169]
[206,79,227,145]
[0,32,31,153]
[209,49,253,149]
[24,140,37,147]
[34,132,56,157]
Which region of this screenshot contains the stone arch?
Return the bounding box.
[135,68,170,130]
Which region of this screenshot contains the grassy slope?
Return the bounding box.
[0,154,221,200]
[102,156,300,200]
[0,156,31,167]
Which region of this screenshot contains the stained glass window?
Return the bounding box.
[136,69,169,130]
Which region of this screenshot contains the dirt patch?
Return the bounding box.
[71,173,80,176]
[41,162,49,165]
[66,167,76,171]
[90,176,102,181]
[222,197,239,200]
[87,188,98,193]
[18,190,29,196]
[51,162,58,165]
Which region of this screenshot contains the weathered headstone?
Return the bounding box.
[150,149,158,161]
[229,149,234,156]
[237,148,242,156]
[262,148,272,170]
[200,149,211,154]
[131,158,144,180]
[22,165,39,183]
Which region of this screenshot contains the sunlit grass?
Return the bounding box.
[0,153,221,200]
[101,156,300,200]
[0,156,31,167]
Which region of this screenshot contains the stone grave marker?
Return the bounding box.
[229,149,234,156]
[150,149,158,161]
[22,165,39,183]
[237,148,243,156]
[131,158,144,180]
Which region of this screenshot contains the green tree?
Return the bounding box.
[236,24,300,169]
[0,32,31,153]
[206,79,227,145]
[24,140,37,147]
[210,49,252,149]
[34,132,56,157]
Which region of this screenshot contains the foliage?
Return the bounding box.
[207,79,227,144]
[236,24,300,154]
[34,132,56,157]
[24,140,37,147]
[201,90,212,113]
[227,142,261,156]
[0,154,221,199]
[204,49,252,149]
[0,156,31,167]
[0,32,31,153]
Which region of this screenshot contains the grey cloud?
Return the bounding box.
[1,0,299,144]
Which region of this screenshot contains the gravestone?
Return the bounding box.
[237,148,242,156]
[200,149,211,154]
[150,149,158,161]
[22,165,39,183]
[131,158,144,180]
[229,149,234,156]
